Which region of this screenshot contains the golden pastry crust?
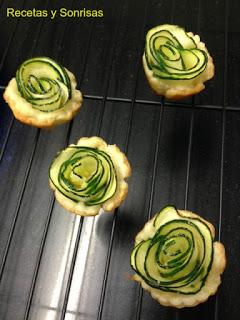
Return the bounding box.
[3,69,83,129]
[143,28,215,100]
[132,209,226,308]
[50,136,132,216]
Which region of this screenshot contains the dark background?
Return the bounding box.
[0,0,239,319]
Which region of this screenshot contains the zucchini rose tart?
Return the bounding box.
[4,57,82,128]
[130,206,226,308]
[143,24,214,99]
[49,137,131,216]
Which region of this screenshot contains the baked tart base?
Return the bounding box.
[143,25,215,100]
[49,136,131,216]
[131,208,226,308]
[4,69,82,129]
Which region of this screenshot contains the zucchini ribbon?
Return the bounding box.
[145,25,207,80]
[131,206,213,294]
[16,57,71,112]
[50,146,117,206]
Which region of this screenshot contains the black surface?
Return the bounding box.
[0,0,239,319]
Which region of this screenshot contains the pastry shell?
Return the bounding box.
[50,136,132,216]
[3,69,82,129]
[143,29,215,100]
[132,209,226,308]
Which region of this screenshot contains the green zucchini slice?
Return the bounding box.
[16,57,71,112]
[130,206,213,294]
[49,146,117,206]
[145,25,208,80]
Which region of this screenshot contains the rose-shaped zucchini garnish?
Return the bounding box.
[131,206,213,294]
[145,25,207,80]
[16,57,71,112]
[49,146,117,206]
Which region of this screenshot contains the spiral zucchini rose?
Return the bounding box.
[130,206,226,308]
[49,137,131,216]
[4,57,82,128]
[143,24,214,99]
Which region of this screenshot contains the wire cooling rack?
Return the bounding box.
[0,0,239,319]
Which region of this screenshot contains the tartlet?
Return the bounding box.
[3,57,82,128]
[49,136,131,216]
[130,206,226,308]
[143,24,214,100]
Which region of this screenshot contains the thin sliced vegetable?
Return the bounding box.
[131,206,213,294]
[49,146,117,206]
[16,57,71,112]
[145,25,207,80]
